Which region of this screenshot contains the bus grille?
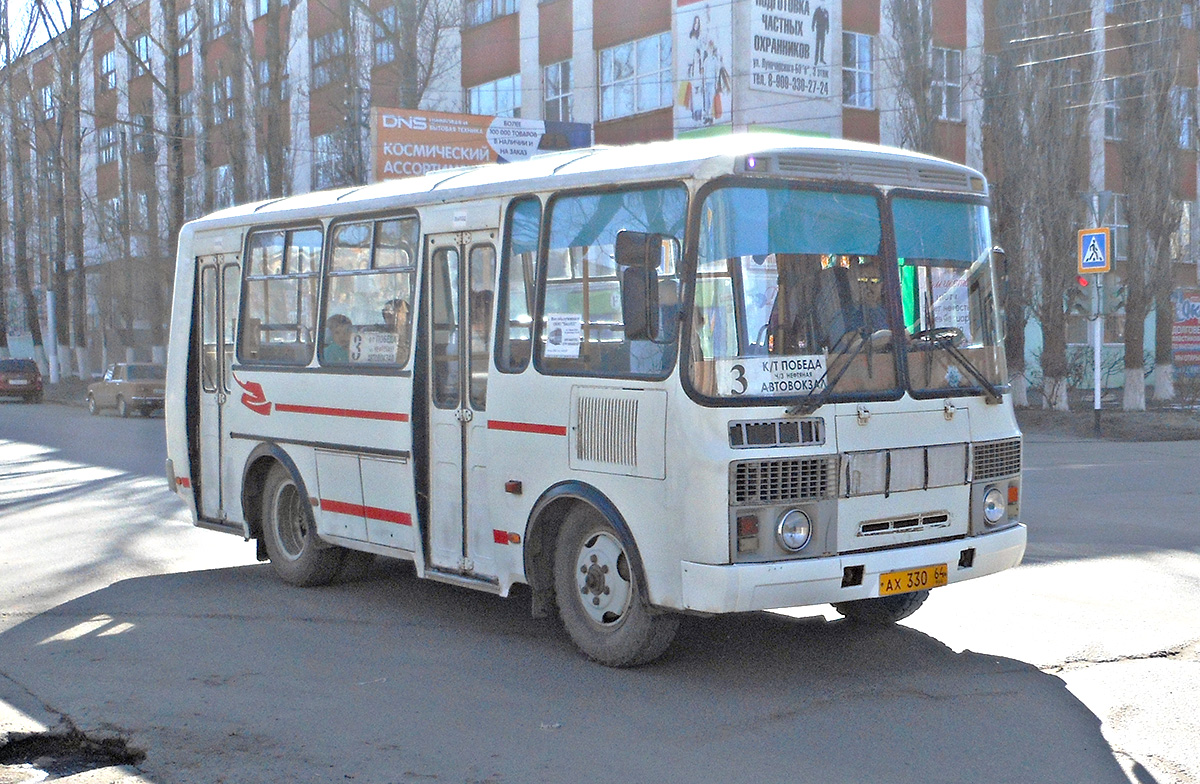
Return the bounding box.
[972,438,1022,481]
[731,457,838,505]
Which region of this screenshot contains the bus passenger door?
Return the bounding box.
[197,257,241,521]
[426,233,497,574]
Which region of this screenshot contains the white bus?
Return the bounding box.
[165,133,1026,667]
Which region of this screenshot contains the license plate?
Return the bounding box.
[879,564,948,597]
[7,379,28,386]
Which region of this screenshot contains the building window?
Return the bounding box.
[98,125,119,165]
[842,32,873,109]
[1174,86,1195,149]
[214,165,235,209]
[99,49,117,92]
[39,85,56,121]
[544,60,573,122]
[211,0,232,40]
[132,114,155,156]
[257,59,288,106]
[312,29,348,90]
[464,0,518,27]
[374,6,397,66]
[254,0,287,18]
[1184,2,1195,28]
[1104,78,1123,139]
[598,33,672,122]
[211,75,235,124]
[178,8,195,56]
[599,32,672,121]
[313,132,344,189]
[468,73,521,118]
[931,47,962,121]
[180,91,195,138]
[101,197,122,239]
[1107,194,1128,261]
[130,34,151,77]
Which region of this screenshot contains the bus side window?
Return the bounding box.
[240,228,320,365]
[497,197,540,373]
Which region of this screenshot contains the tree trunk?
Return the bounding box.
[1153,286,1175,401]
[1123,288,1148,411]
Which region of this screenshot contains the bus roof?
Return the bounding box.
[188,132,986,232]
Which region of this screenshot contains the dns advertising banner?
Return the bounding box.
[371,108,591,181]
[1173,288,1200,377]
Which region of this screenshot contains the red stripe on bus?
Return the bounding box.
[320,499,412,526]
[487,419,567,436]
[275,403,409,422]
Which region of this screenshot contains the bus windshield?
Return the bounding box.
[894,196,1006,395]
[689,184,899,402]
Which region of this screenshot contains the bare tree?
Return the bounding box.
[1,1,47,368]
[1116,0,1186,410]
[882,0,940,155]
[995,0,1095,410]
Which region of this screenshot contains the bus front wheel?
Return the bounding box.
[832,590,930,624]
[260,463,341,586]
[553,505,678,667]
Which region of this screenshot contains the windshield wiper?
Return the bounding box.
[926,333,1004,404]
[785,328,876,416]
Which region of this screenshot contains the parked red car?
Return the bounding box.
[0,358,44,403]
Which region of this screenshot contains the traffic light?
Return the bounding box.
[1069,275,1092,315]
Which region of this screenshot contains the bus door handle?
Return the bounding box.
[455,408,474,423]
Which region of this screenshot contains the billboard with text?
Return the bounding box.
[371,108,591,181]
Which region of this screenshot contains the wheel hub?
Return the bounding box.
[573,532,632,626]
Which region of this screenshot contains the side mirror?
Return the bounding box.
[616,230,663,341]
[991,244,1009,308]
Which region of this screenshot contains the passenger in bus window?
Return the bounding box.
[382,298,412,362]
[324,313,353,363]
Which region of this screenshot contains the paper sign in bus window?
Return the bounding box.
[545,314,583,358]
[350,331,399,363]
[714,355,827,396]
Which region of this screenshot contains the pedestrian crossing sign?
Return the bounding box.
[1078,227,1111,273]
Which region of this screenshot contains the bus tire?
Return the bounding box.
[553,505,678,667]
[260,463,341,586]
[833,590,930,624]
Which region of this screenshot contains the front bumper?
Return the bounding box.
[680,523,1026,613]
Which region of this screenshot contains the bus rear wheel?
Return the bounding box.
[260,463,341,586]
[553,505,678,667]
[832,590,930,624]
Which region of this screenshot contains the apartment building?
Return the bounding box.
[1,0,1197,386]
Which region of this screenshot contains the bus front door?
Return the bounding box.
[426,233,497,575]
[197,257,241,523]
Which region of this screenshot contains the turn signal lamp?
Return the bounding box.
[736,515,759,553]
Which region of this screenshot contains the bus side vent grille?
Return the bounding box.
[576,395,638,468]
[731,457,838,505]
[972,438,1022,481]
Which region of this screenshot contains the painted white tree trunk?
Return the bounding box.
[1043,377,1070,410]
[74,346,90,380]
[32,345,48,375]
[1152,363,1175,401]
[1123,369,1146,411]
[1010,372,1029,408]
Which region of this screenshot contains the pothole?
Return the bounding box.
[0,731,144,780]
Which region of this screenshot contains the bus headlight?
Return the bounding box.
[983,487,1006,525]
[776,509,812,552]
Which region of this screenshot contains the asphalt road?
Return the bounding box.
[0,402,1197,784]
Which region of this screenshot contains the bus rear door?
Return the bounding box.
[197,255,241,522]
[425,232,497,575]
